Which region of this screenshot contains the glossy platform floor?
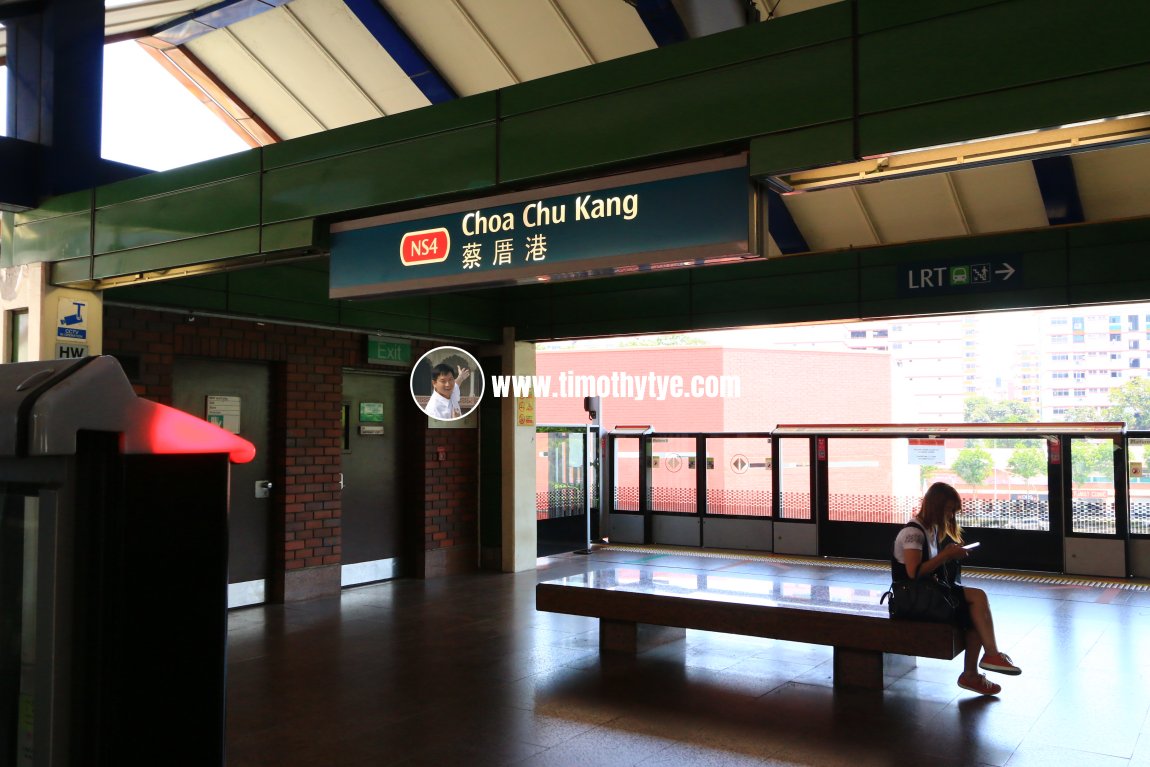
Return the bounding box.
[225,547,1150,766]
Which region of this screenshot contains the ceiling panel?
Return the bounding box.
[380,0,520,95]
[949,162,1048,234]
[187,29,326,140]
[228,7,383,133]
[106,0,203,35]
[1074,143,1150,222]
[456,0,595,82]
[555,0,655,63]
[287,0,430,117]
[781,187,880,252]
[857,174,968,243]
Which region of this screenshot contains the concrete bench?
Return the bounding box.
[536,566,964,690]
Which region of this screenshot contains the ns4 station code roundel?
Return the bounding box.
[400,227,450,266]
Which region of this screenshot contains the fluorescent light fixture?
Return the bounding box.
[769,112,1150,194]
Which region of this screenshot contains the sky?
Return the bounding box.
[0,39,249,171]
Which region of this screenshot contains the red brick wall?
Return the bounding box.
[104,307,479,594]
[407,341,480,575]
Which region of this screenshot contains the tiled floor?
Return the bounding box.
[225,548,1150,766]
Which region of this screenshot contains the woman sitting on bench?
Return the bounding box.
[892,481,1022,696]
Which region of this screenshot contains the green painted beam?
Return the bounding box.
[12,0,1150,342]
[505,219,1150,340]
[262,124,498,224]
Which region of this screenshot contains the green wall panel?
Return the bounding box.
[107,279,232,313]
[13,210,91,264]
[50,258,92,284]
[335,306,432,335]
[858,0,1150,114]
[694,302,859,330]
[499,41,853,183]
[691,261,859,314]
[750,121,855,176]
[261,219,322,254]
[92,229,260,278]
[351,293,431,318]
[501,3,852,117]
[428,292,504,329]
[94,175,261,254]
[95,151,260,207]
[1066,220,1150,304]
[262,125,498,224]
[427,319,503,342]
[859,65,1150,156]
[228,264,330,302]
[14,189,90,224]
[263,94,496,170]
[226,292,341,324]
[857,0,1008,34]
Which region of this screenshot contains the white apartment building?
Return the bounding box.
[692,303,1150,425]
[1040,309,1150,421]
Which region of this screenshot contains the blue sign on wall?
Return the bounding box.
[330,158,757,298]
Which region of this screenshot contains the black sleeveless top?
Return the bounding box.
[890,520,962,586]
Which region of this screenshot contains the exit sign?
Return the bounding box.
[367,338,411,366]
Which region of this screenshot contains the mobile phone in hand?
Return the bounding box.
[962,541,981,550]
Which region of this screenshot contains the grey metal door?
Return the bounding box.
[341,371,402,585]
[172,358,270,604]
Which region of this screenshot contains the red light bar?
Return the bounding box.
[122,400,256,464]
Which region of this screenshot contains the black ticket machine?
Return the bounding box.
[0,356,255,767]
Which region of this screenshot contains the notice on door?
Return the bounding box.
[908,438,945,465]
[206,395,242,434]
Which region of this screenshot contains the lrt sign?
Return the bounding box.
[899,260,1019,297]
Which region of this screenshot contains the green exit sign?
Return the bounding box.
[367,338,411,366]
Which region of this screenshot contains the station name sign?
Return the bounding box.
[329,156,758,298]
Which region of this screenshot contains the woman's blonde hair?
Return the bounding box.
[918,482,964,543]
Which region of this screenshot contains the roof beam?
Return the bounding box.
[765,190,809,255]
[341,0,456,104]
[135,40,280,147]
[629,0,689,46]
[0,136,40,210]
[1032,155,1085,226]
[150,0,291,46]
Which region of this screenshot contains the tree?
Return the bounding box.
[1062,405,1102,423]
[963,396,1038,424]
[963,396,1038,448]
[1007,446,1044,486]
[1104,377,1150,430]
[919,464,939,491]
[1071,440,1116,486]
[952,447,993,487]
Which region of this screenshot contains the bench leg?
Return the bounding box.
[600,620,685,653]
[833,649,916,689]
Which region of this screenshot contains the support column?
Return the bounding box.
[7,0,106,199]
[0,263,103,362]
[500,329,537,572]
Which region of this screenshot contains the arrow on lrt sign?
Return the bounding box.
[900,260,1020,296]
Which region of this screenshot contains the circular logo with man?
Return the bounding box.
[410,346,485,422]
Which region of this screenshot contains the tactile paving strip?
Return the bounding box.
[596,544,1150,591]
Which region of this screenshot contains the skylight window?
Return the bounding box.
[101,39,249,171]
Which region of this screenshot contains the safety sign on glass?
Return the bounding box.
[206,395,242,434]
